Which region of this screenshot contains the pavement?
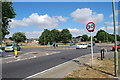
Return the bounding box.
[25,51,120,79]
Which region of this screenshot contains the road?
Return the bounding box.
[2,46,71,58]
[2,45,112,79]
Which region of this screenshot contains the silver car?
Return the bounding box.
[5,44,21,52]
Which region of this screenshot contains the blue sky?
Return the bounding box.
[6,2,119,38]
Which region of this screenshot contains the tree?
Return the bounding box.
[39,29,72,45]
[2,2,16,39]
[117,35,120,41]
[88,36,96,41]
[39,29,52,45]
[60,29,72,43]
[108,34,114,42]
[96,30,115,42]
[81,35,88,41]
[11,32,26,44]
[51,29,61,42]
[96,30,107,42]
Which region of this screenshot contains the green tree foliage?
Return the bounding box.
[39,29,72,45]
[11,32,26,44]
[117,35,120,41]
[2,2,16,39]
[81,35,88,41]
[39,29,52,45]
[108,34,114,42]
[51,29,61,42]
[88,36,96,41]
[96,30,106,42]
[60,29,72,43]
[96,30,116,42]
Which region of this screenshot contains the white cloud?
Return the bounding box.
[70,8,104,24]
[97,26,119,34]
[109,10,120,17]
[56,16,68,22]
[10,13,60,28]
[104,21,119,25]
[10,19,28,28]
[68,28,89,37]
[104,21,113,25]
[6,31,43,39]
[25,31,43,38]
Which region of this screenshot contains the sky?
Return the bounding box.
[6,2,120,39]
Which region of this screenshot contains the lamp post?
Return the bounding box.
[112,0,119,77]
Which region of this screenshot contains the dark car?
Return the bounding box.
[5,44,21,52]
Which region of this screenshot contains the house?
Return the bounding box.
[2,39,14,45]
[26,38,39,43]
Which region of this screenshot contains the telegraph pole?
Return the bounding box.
[112,0,119,77]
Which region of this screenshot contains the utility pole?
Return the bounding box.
[112,0,119,77]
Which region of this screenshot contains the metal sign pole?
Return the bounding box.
[91,32,93,67]
[112,0,118,77]
[86,22,95,67]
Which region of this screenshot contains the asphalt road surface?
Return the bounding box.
[2,45,112,79]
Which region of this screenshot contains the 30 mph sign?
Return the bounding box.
[86,22,96,32]
[86,22,96,67]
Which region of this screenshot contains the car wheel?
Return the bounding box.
[18,49,21,51]
[5,51,7,52]
[117,49,120,52]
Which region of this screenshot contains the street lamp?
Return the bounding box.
[112,0,119,77]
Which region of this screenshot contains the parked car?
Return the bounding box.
[5,44,21,52]
[88,42,95,47]
[76,43,88,49]
[112,44,120,51]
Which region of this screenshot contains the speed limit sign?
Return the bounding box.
[86,22,96,67]
[86,22,96,32]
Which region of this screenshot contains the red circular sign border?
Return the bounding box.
[86,22,96,32]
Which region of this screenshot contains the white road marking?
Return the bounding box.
[7,55,12,57]
[46,53,49,55]
[24,53,101,79]
[34,56,36,58]
[23,59,72,80]
[4,52,61,64]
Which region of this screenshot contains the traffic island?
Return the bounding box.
[65,57,120,79]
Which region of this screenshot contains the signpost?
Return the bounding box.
[86,22,96,67]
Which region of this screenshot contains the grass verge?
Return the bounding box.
[65,57,120,78]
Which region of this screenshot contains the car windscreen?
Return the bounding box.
[79,44,87,45]
[117,44,120,46]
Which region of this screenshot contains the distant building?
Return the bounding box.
[73,36,82,42]
[2,39,14,45]
[26,38,39,43]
